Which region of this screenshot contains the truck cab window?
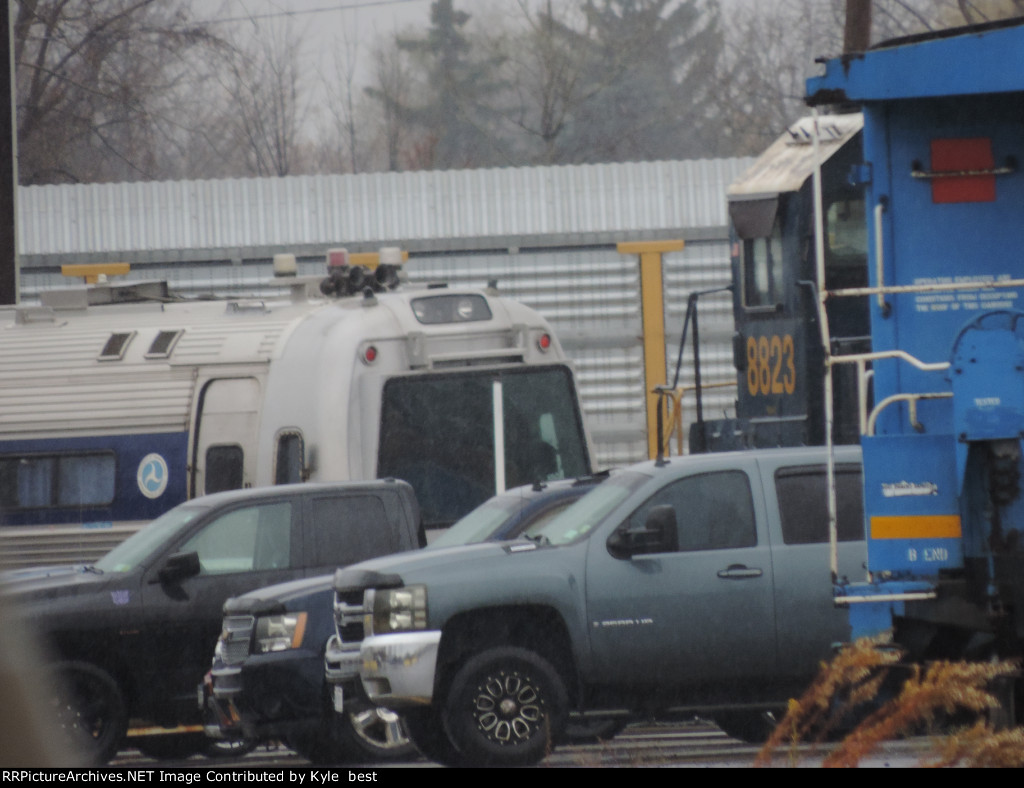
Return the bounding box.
[776,465,864,545]
[310,495,396,567]
[179,502,292,574]
[626,471,756,551]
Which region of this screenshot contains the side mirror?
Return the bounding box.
[607,505,678,558]
[156,551,201,584]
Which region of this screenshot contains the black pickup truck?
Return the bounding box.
[1,479,423,764]
[324,446,866,766]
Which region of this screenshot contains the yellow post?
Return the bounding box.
[617,240,685,459]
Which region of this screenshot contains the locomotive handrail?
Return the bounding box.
[829,277,1024,298]
[655,381,737,457]
[830,350,949,435]
[866,391,952,436]
[835,591,937,605]
[911,163,1016,179]
[874,203,888,314]
[829,348,950,372]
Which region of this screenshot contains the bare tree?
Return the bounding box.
[364,33,414,172]
[315,17,366,174]
[716,0,1024,157]
[14,0,223,184]
[478,0,593,164]
[217,21,309,177]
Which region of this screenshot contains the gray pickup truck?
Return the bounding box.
[324,445,865,766]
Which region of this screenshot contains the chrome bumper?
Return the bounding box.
[359,631,442,707]
[324,634,363,685]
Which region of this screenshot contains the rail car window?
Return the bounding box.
[98,332,135,361]
[275,433,304,485]
[377,366,590,528]
[310,495,395,567]
[205,445,243,494]
[776,464,864,544]
[0,452,115,510]
[411,294,492,324]
[146,330,183,358]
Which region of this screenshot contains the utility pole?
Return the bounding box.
[0,0,16,306]
[843,0,873,54]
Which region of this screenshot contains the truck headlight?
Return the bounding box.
[366,585,427,636]
[254,612,308,653]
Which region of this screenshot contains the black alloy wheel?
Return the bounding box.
[443,646,567,767]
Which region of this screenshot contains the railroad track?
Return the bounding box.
[112,721,934,769]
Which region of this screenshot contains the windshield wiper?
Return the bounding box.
[522,533,550,546]
[81,565,104,575]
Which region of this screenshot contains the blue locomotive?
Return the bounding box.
[805,17,1024,664]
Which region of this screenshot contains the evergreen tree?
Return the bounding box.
[559,0,724,163]
[372,0,505,170]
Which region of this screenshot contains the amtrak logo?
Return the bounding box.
[137,453,169,499]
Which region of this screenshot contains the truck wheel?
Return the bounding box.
[403,706,461,766]
[291,703,415,764]
[50,662,127,765]
[713,710,777,744]
[443,646,567,767]
[337,701,417,763]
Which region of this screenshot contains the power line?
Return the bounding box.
[202,0,430,26]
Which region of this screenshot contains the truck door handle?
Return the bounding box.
[717,564,763,579]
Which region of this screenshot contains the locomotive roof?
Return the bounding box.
[727,113,862,202]
[806,16,1024,105]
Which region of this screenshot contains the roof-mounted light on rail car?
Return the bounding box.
[537,333,552,353]
[320,246,406,298]
[327,248,350,268]
[273,253,297,277]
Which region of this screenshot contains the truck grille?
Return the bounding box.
[334,591,366,645]
[218,615,255,666]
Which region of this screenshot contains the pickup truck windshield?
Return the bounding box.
[529,471,650,546]
[428,495,523,548]
[94,504,208,573]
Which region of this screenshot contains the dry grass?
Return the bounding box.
[755,634,1023,768]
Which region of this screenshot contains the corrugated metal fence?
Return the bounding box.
[17,157,754,468]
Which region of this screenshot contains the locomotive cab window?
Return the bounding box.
[824,195,868,290]
[730,197,785,310]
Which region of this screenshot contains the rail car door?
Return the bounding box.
[192,377,261,497]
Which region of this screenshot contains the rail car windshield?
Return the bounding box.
[377,365,591,528]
